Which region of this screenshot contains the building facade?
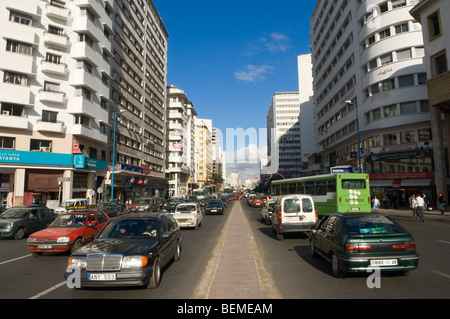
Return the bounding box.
[0,0,168,208]
[194,118,212,189]
[310,0,435,207]
[410,0,450,202]
[166,85,197,197]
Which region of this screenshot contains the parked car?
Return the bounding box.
[173,202,203,229]
[271,194,318,241]
[261,200,275,224]
[0,205,57,239]
[64,212,181,289]
[97,201,123,217]
[251,197,264,208]
[310,212,419,278]
[27,210,110,256]
[205,199,224,215]
[55,198,89,214]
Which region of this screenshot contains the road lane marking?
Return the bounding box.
[0,254,31,265]
[29,281,66,299]
[438,240,450,245]
[433,271,450,280]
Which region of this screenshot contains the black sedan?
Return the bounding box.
[205,199,224,215]
[310,212,419,277]
[64,213,181,289]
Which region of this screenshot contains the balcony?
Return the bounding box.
[41,61,67,76]
[43,32,69,50]
[0,83,31,106]
[70,124,108,144]
[35,120,66,134]
[0,52,35,76]
[38,90,66,105]
[70,68,99,92]
[67,96,109,123]
[0,114,29,130]
[45,3,70,21]
[427,71,450,107]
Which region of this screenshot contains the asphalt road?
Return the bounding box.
[1,200,449,299]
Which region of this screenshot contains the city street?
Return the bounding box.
[0,200,449,299]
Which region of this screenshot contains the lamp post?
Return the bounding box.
[345,100,362,173]
[111,110,125,201]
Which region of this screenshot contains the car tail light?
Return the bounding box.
[279,207,282,223]
[393,241,416,251]
[345,243,372,252]
[314,204,318,222]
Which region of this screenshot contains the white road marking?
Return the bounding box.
[433,271,450,280]
[0,254,31,265]
[438,240,450,245]
[29,281,67,299]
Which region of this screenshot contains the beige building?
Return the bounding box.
[410,0,450,201]
[194,118,212,188]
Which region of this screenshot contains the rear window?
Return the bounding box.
[341,179,366,189]
[344,214,404,235]
[283,199,300,213]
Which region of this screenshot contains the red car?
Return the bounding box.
[27,210,110,256]
[251,197,264,208]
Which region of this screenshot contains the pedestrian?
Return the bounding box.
[416,194,425,222]
[372,196,380,212]
[410,195,417,218]
[438,193,446,215]
[383,193,389,209]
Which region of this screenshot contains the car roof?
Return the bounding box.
[111,212,167,220]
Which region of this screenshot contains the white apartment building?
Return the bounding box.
[266,92,301,178]
[166,85,197,197]
[225,172,240,189]
[0,0,168,207]
[311,0,433,207]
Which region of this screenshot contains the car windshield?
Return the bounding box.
[50,214,87,227]
[138,199,153,205]
[0,208,30,219]
[60,201,77,207]
[98,219,158,239]
[176,205,197,212]
[344,214,405,235]
[208,200,222,205]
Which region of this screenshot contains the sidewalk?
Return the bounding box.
[206,201,267,299]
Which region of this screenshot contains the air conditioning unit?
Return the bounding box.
[40,146,51,152]
[2,110,10,115]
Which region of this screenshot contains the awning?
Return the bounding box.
[401,179,433,187]
[370,180,394,187]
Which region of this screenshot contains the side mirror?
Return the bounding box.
[88,221,97,227]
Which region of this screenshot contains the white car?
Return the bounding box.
[261,200,275,224]
[173,202,203,229]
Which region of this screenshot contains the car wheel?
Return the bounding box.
[148,258,161,289]
[71,238,84,254]
[310,239,318,257]
[14,227,25,240]
[174,241,181,262]
[331,253,344,278]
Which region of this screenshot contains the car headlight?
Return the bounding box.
[57,237,70,243]
[27,237,36,243]
[122,256,148,269]
[67,257,87,269]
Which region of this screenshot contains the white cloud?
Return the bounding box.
[234,64,273,83]
[240,32,291,57]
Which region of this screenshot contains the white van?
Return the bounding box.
[271,194,317,240]
[55,198,89,214]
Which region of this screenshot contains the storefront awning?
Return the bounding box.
[370,180,394,187]
[401,179,433,187]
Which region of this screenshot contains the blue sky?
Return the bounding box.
[153,0,317,180]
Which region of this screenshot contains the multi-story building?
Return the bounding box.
[225,172,240,189]
[166,85,197,197]
[410,0,450,202]
[0,0,168,207]
[310,0,433,207]
[266,92,301,178]
[194,118,212,188]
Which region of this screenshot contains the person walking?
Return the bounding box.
[409,195,417,218]
[372,196,380,212]
[438,193,446,215]
[416,194,425,222]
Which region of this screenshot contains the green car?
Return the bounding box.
[310,212,419,277]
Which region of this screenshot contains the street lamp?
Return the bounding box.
[111,110,125,201]
[345,100,362,173]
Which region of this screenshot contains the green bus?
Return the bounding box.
[270,173,371,217]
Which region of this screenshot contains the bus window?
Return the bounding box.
[341,179,366,189]
[305,181,314,195]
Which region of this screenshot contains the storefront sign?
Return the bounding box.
[370,172,433,180]
[0,150,73,166]
[121,164,143,173]
[74,154,107,171]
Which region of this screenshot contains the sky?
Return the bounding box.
[153,0,317,182]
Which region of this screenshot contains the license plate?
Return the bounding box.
[88,273,116,281]
[37,244,52,249]
[211,210,217,212]
[351,207,360,211]
[370,259,398,266]
[285,216,299,221]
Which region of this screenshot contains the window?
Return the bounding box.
[381,53,393,65]
[428,11,442,39]
[400,130,415,144]
[379,28,391,40]
[384,105,397,118]
[30,139,52,152]
[1,103,23,116]
[78,33,94,47]
[9,11,31,25]
[418,129,432,141]
[418,73,427,85]
[3,71,27,86]
[48,25,64,36]
[42,110,57,123]
[383,134,397,146]
[398,74,415,87]
[400,102,417,114]
[420,100,429,113]
[74,114,89,127]
[77,60,92,73]
[395,23,409,34]
[0,136,15,149]
[392,0,406,9]
[76,86,92,100]
[46,53,61,64]
[44,81,60,92]
[6,40,32,56]
[431,51,447,77]
[397,48,412,61]
[382,79,395,91]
